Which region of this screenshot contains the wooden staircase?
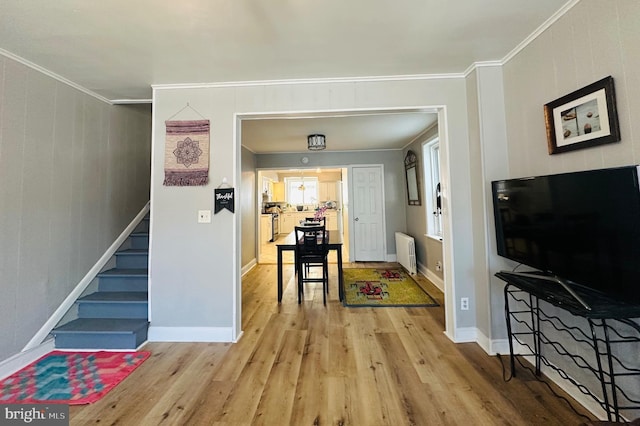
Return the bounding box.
[51,217,149,349]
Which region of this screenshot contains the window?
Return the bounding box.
[423,138,442,239]
[285,177,318,205]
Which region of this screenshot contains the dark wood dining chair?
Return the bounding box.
[294,225,329,305]
[305,216,326,226]
[302,216,327,275]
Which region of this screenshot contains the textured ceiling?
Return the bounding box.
[0,0,572,100]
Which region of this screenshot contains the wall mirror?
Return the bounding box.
[404,150,421,206]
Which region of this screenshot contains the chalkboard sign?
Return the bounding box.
[214,188,234,214]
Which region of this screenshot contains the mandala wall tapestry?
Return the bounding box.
[164,120,210,186]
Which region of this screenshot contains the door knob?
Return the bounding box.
[354,217,359,221]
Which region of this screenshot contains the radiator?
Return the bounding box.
[395,232,417,275]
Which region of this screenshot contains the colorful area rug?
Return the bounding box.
[343,268,439,307]
[0,351,150,405]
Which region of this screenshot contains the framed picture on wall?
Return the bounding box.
[544,76,621,155]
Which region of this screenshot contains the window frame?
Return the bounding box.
[284,176,319,205]
[422,138,442,240]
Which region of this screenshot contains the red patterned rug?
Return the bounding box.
[0,351,150,405]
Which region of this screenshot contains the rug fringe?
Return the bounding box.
[163,175,209,186]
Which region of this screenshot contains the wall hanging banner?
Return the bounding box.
[215,188,235,213]
[164,119,210,186]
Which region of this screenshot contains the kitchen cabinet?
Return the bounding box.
[272,182,285,201]
[318,181,337,202]
[281,213,295,234]
[260,214,272,244]
[324,211,338,231]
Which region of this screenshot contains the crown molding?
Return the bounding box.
[152,73,466,91]
[0,48,112,105]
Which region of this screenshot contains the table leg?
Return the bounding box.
[277,247,283,303]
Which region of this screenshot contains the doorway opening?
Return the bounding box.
[236,107,452,340]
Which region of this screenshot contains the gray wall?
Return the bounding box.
[499,0,639,417]
[0,54,151,362]
[257,150,407,256]
[151,78,472,341]
[402,127,444,285]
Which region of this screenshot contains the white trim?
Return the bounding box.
[0,340,55,380]
[0,48,112,105]
[476,329,492,354]
[446,327,477,343]
[241,259,257,276]
[463,61,504,78]
[417,262,444,293]
[502,0,581,66]
[152,73,465,91]
[386,254,398,262]
[22,202,151,351]
[463,1,580,76]
[111,99,152,104]
[148,326,236,343]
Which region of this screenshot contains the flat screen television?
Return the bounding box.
[491,165,640,306]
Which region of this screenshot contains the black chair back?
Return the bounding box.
[305,216,326,226]
[294,225,328,257]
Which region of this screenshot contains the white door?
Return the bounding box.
[351,166,385,261]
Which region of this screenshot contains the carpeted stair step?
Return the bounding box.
[77,291,148,319]
[52,318,149,349]
[129,232,149,249]
[115,249,148,269]
[98,268,148,292]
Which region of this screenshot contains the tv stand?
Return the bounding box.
[496,271,640,422]
[499,270,592,311]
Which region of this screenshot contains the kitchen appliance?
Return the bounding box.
[270,213,279,242]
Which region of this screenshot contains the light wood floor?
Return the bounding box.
[70,263,594,425]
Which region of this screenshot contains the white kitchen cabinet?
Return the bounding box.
[318,181,337,202]
[272,182,285,202]
[324,211,338,231]
[260,215,272,243]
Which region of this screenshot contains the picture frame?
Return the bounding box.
[544,76,620,155]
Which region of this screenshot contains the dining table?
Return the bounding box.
[276,229,344,303]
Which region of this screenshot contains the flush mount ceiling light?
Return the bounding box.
[307,134,326,151]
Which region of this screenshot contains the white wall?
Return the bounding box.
[0,54,152,362]
[150,77,473,341]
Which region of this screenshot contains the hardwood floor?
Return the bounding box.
[70,263,594,425]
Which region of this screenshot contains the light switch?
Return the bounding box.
[198,210,211,223]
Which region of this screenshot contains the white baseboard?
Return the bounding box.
[148,326,234,342]
[446,327,477,343]
[417,262,444,292]
[0,340,55,380]
[241,259,257,276]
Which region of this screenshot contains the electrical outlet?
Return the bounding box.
[460,297,469,311]
[198,210,211,223]
[435,261,442,271]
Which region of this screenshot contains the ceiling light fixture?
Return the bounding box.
[307,134,326,151]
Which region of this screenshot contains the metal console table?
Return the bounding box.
[496,271,640,422]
